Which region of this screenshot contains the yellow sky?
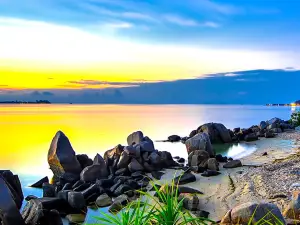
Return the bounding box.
[0,17,293,90]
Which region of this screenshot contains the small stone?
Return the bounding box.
[223,160,242,168]
[66,214,86,224]
[262,152,268,156]
[96,193,113,208]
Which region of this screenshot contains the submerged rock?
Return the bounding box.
[48,131,82,180]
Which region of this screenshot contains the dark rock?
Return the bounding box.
[207,158,219,171]
[159,151,176,167]
[73,182,90,192]
[0,176,25,225]
[168,135,181,142]
[30,176,49,188]
[177,186,203,195]
[96,193,112,207]
[173,156,180,160]
[127,131,144,145]
[151,171,164,180]
[256,131,265,137]
[114,184,133,196]
[223,160,242,168]
[271,128,282,133]
[109,195,128,213]
[25,195,38,201]
[80,154,108,182]
[142,152,149,162]
[22,198,69,225]
[76,154,93,170]
[137,179,149,188]
[179,193,199,211]
[125,180,139,189]
[42,183,56,197]
[117,151,131,169]
[173,173,196,185]
[59,173,79,185]
[228,129,234,138]
[148,152,162,166]
[57,190,70,202]
[62,183,73,191]
[66,214,86,224]
[201,170,221,177]
[215,154,227,163]
[48,131,82,181]
[188,150,210,167]
[185,133,214,156]
[81,184,102,199]
[115,168,128,176]
[96,179,114,189]
[197,123,232,143]
[110,180,122,194]
[260,121,267,130]
[113,176,130,184]
[244,133,258,142]
[233,127,240,133]
[228,157,233,161]
[86,193,100,204]
[262,152,268,156]
[191,210,210,218]
[140,137,155,152]
[103,144,124,161]
[128,158,144,173]
[68,192,86,210]
[189,130,197,138]
[190,166,206,173]
[265,131,275,138]
[143,162,156,172]
[124,145,141,158]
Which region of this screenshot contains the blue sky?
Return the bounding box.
[1,0,300,50]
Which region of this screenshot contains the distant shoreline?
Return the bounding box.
[0,100,51,104]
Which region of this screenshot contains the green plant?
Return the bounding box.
[290,111,300,126]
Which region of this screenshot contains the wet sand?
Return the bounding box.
[158,131,300,221]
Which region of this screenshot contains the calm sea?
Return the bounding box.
[0,104,297,223]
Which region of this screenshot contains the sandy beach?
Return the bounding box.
[159,131,300,221]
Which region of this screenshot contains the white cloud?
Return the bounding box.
[163,15,198,26]
[202,21,220,28]
[224,73,240,77]
[0,17,298,73]
[104,22,133,29]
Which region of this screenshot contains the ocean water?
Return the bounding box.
[0,104,298,224]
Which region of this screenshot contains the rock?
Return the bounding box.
[66,214,86,224]
[191,210,210,218]
[207,158,219,171]
[173,156,180,160]
[233,127,240,133]
[143,162,156,172]
[256,130,265,137]
[185,133,214,157]
[103,144,124,161]
[215,154,227,163]
[96,179,114,189]
[128,158,144,173]
[265,131,275,138]
[159,151,177,167]
[271,128,282,133]
[73,182,90,192]
[125,180,139,189]
[173,173,196,185]
[22,198,69,225]
[262,152,268,156]
[109,194,128,213]
[25,195,38,201]
[42,183,56,197]
[0,176,25,225]
[115,168,128,176]
[117,151,131,169]
[220,202,286,225]
[81,183,102,199]
[148,152,162,166]
[267,117,283,126]
[190,166,206,173]
[114,184,133,196]
[244,133,258,142]
[80,155,108,182]
[127,131,144,145]
[259,121,267,130]
[57,190,69,202]
[58,172,79,185]
[62,183,73,191]
[151,171,164,180]
[168,135,181,142]
[76,154,93,169]
[197,123,232,143]
[179,193,200,211]
[201,170,221,177]
[177,158,185,163]
[140,137,155,152]
[48,131,82,180]
[96,193,112,207]
[71,180,85,191]
[0,170,24,209]
[68,192,86,210]
[189,130,197,138]
[223,160,242,168]
[177,186,203,195]
[188,150,210,167]
[30,176,49,188]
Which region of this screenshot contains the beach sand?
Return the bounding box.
[158,131,300,221]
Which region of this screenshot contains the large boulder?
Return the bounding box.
[148,152,162,167]
[197,123,232,143]
[103,144,124,161]
[185,133,214,157]
[127,131,144,146]
[259,121,267,130]
[76,154,93,169]
[188,150,210,167]
[159,151,177,167]
[0,176,25,225]
[48,131,82,180]
[117,151,131,169]
[80,154,108,182]
[140,137,155,152]
[0,170,24,209]
[128,158,144,173]
[244,133,258,142]
[220,202,286,225]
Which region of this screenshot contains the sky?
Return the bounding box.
[0,0,300,103]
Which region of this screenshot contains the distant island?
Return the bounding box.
[266,100,300,106]
[0,100,51,104]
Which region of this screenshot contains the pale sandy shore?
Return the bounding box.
[158,131,300,221]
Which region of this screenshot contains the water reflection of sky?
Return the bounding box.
[226,143,257,159]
